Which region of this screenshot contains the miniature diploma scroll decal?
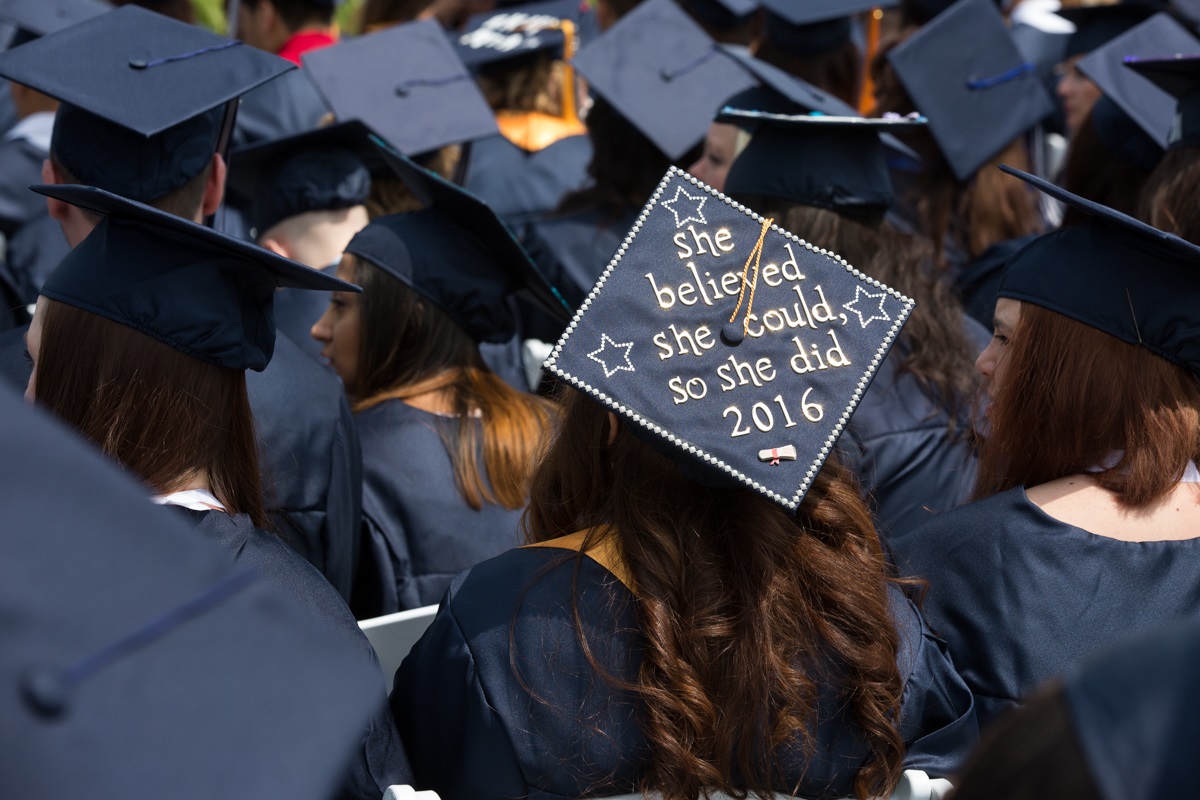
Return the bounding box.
[759,445,797,466]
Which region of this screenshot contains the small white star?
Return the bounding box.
[843,285,890,329]
[588,334,635,378]
[661,185,707,229]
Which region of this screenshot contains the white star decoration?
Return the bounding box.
[588,334,635,378]
[843,285,891,329]
[661,185,707,228]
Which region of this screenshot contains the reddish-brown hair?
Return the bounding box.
[974,303,1200,507]
[524,389,907,800]
[33,299,267,526]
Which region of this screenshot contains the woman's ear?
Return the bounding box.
[607,411,620,445]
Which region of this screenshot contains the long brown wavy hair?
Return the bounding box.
[1140,148,1200,243]
[974,302,1200,507]
[33,298,267,526]
[524,389,908,800]
[350,258,553,510]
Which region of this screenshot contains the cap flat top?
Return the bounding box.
[1077,13,1200,146]
[545,167,913,510]
[888,0,1054,180]
[0,5,293,136]
[758,0,897,26]
[1124,53,1200,98]
[571,0,757,160]
[303,18,499,155]
[718,109,927,130]
[0,0,111,37]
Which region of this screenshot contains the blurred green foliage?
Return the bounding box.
[189,0,365,35]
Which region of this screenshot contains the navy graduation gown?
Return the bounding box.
[393,547,978,800]
[5,213,69,304]
[462,134,592,236]
[0,134,49,238]
[352,399,525,617]
[891,487,1200,727]
[183,509,412,799]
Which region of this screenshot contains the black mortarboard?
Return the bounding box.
[1090,94,1164,172]
[887,0,1054,181]
[227,120,381,237]
[758,0,896,53]
[456,0,579,71]
[0,383,381,799]
[901,0,1004,25]
[1126,54,1200,149]
[997,165,1200,376]
[1056,2,1160,60]
[681,0,759,30]
[0,5,293,202]
[303,19,499,156]
[571,0,757,160]
[545,167,912,508]
[1077,13,1200,148]
[0,0,110,39]
[721,111,925,216]
[344,142,570,343]
[32,184,358,371]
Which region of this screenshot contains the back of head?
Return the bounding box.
[1140,147,1200,242]
[244,0,336,31]
[1060,101,1158,226]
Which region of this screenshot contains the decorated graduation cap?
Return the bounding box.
[226,120,384,237]
[456,0,581,71]
[545,167,912,509]
[887,0,1054,181]
[1077,13,1200,148]
[0,383,381,799]
[720,110,925,217]
[1055,1,1160,60]
[997,165,1200,375]
[32,184,358,371]
[345,142,570,343]
[758,0,896,53]
[1126,54,1200,149]
[571,0,757,160]
[0,0,110,41]
[303,19,499,156]
[0,5,292,203]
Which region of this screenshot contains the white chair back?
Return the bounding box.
[359,604,439,680]
[382,786,440,800]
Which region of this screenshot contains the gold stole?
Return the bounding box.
[525,528,634,593]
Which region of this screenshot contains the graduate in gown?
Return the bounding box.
[892,167,1200,729]
[23,183,410,800]
[393,168,978,800]
[311,145,569,617]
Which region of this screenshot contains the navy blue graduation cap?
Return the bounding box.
[901,0,1004,25]
[0,5,293,203]
[456,0,580,71]
[721,111,925,217]
[681,0,759,30]
[997,165,1200,375]
[0,0,110,40]
[887,0,1054,181]
[227,120,383,237]
[0,382,381,800]
[1126,54,1200,149]
[1056,1,1161,60]
[31,184,358,371]
[758,0,896,53]
[344,142,570,343]
[302,19,499,156]
[570,0,757,160]
[1076,13,1200,148]
[545,167,913,509]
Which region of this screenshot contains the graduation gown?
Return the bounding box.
[181,508,411,800]
[392,546,979,800]
[891,487,1200,727]
[352,399,526,617]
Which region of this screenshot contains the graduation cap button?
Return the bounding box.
[21,668,69,717]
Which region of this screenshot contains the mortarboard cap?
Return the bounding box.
[0,0,110,39]
[1056,1,1161,60]
[1077,12,1200,148]
[0,382,381,800]
[759,0,897,53]
[32,183,358,371]
[303,19,499,156]
[1090,94,1163,172]
[997,165,1200,376]
[345,141,570,343]
[456,0,579,71]
[227,120,382,237]
[545,167,913,509]
[721,110,925,216]
[902,0,1003,25]
[1125,53,1200,149]
[571,0,757,160]
[681,0,759,30]
[887,0,1055,181]
[0,5,293,202]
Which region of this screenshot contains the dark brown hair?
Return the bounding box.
[365,145,461,219]
[476,54,565,116]
[33,299,267,526]
[524,389,908,800]
[241,0,334,30]
[50,156,213,221]
[753,39,862,107]
[974,302,1200,507]
[1060,109,1152,227]
[357,0,431,32]
[351,258,553,510]
[1140,147,1200,243]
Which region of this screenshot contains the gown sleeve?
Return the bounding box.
[390,588,528,800]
